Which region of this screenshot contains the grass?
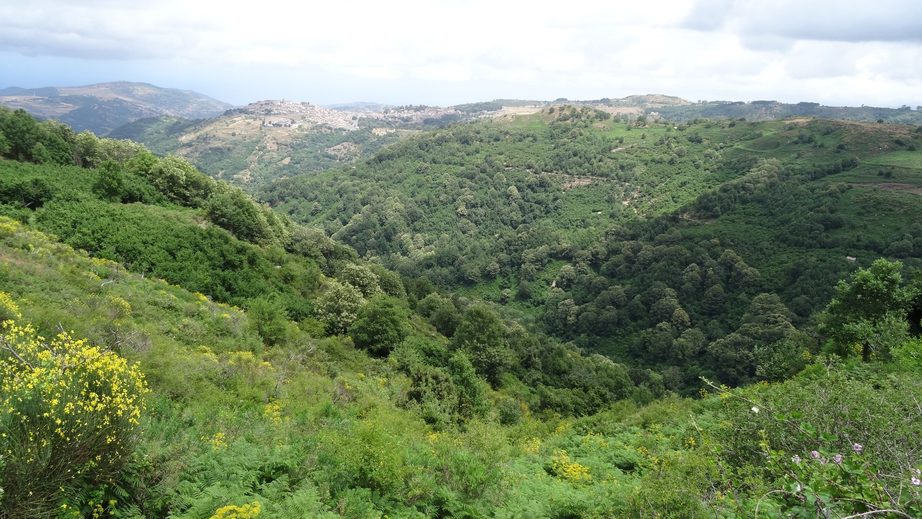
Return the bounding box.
[863,149,922,169]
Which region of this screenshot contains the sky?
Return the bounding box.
[1,0,921,108]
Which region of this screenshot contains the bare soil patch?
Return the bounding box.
[873,183,922,195]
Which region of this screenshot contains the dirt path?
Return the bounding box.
[871,182,922,195]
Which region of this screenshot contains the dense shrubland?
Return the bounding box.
[1,108,920,517]
[2,222,918,517]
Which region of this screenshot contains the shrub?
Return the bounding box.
[246,296,289,346]
[0,309,149,516]
[210,501,262,519]
[0,291,21,322]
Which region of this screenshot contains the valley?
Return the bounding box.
[0,99,920,517]
[4,0,922,514]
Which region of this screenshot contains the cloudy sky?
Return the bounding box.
[1,0,921,107]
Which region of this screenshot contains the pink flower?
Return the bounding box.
[810,450,821,459]
[833,454,843,465]
[852,443,863,454]
[912,477,921,487]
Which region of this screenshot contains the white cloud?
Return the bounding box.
[0,0,920,107]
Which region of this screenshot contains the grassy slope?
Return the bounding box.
[1,112,920,516]
[0,218,724,517]
[5,220,919,517]
[0,159,317,317]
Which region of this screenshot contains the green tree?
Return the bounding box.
[206,188,273,244]
[143,154,216,207]
[92,161,126,201]
[99,137,146,164]
[0,130,10,156]
[315,280,365,335]
[821,259,913,361]
[0,109,41,161]
[368,264,406,298]
[450,306,512,385]
[339,264,381,298]
[349,295,408,356]
[30,142,52,164]
[446,351,489,419]
[417,292,460,337]
[74,130,102,167]
[38,120,76,165]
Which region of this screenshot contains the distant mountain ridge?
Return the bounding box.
[649,99,922,124]
[112,93,922,190]
[0,81,233,135]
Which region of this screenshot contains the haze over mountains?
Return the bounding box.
[7,81,921,190]
[4,81,922,138]
[0,81,231,134]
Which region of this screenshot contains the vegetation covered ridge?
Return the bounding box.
[261,108,922,392]
[0,106,920,518]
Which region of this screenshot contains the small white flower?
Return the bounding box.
[751,406,760,414]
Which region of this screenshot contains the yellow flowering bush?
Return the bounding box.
[0,291,21,322]
[522,437,542,455]
[210,500,261,519]
[550,449,592,483]
[206,431,228,450]
[262,402,282,425]
[0,216,20,238]
[0,306,149,516]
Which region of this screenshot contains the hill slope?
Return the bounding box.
[108,99,518,186]
[1,101,920,519]
[0,81,232,135]
[108,100,404,186]
[261,108,922,390]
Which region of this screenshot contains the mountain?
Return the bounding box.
[0,81,232,135]
[112,94,922,191]
[108,99,508,186]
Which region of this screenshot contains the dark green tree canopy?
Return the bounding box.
[350,295,408,357]
[450,305,513,385]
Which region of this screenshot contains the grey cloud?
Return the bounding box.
[0,28,176,60]
[0,1,210,61]
[681,0,734,31]
[684,0,922,44]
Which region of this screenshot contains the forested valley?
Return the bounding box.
[1,105,921,518]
